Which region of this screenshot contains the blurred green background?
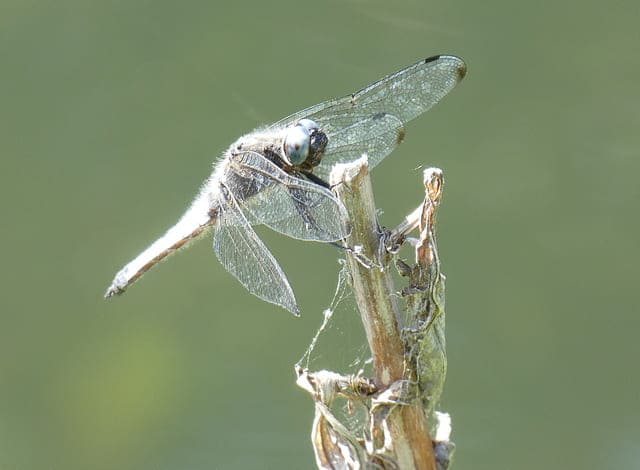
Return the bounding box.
[1,0,638,468]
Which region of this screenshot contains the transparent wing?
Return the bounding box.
[213,183,299,315]
[313,112,404,178]
[226,151,349,242]
[270,55,466,175]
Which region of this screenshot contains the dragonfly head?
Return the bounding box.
[282,119,327,168]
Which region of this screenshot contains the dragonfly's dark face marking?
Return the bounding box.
[306,127,328,169]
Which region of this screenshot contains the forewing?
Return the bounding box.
[228,151,349,242]
[269,55,465,174]
[313,111,404,178]
[271,55,466,131]
[214,184,299,315]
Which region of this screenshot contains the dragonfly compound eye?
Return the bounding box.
[283,123,311,165]
[297,118,319,133]
[296,119,327,167]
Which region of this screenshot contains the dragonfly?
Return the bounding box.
[105,54,466,315]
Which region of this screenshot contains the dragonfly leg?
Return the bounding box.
[300,170,330,189]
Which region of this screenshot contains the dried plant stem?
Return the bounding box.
[330,156,436,470]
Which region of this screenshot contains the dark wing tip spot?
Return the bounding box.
[424,54,467,80]
[456,61,468,80]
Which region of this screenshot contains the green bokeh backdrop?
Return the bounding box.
[1,1,638,468]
